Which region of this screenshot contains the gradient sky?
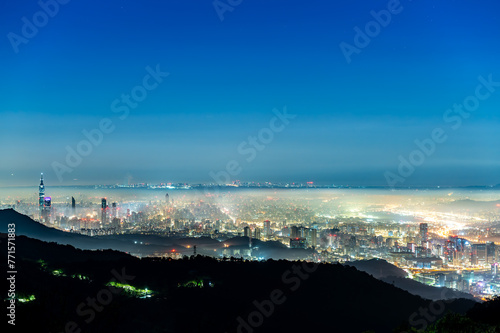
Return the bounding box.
[1,0,500,186]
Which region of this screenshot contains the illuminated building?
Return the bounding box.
[492,263,498,276]
[298,226,305,238]
[406,257,443,269]
[244,226,251,237]
[436,273,446,287]
[290,237,306,249]
[101,198,108,224]
[407,243,416,253]
[112,202,117,218]
[443,239,455,264]
[486,242,496,264]
[419,223,429,243]
[281,226,290,237]
[471,244,487,265]
[42,196,51,224]
[254,227,261,240]
[38,173,45,212]
[311,228,317,247]
[263,220,271,236]
[471,242,497,266]
[307,228,317,248]
[38,173,51,223]
[112,217,121,229]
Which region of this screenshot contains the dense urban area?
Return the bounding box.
[3,175,500,301]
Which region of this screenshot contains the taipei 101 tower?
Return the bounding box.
[39,173,45,212]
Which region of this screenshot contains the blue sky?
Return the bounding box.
[1,0,500,186]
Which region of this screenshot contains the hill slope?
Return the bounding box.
[0,208,186,255]
[1,234,477,333]
[347,259,476,301]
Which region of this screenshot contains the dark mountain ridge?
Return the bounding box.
[1,233,478,333]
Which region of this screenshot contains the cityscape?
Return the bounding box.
[3,174,500,302]
[3,0,500,332]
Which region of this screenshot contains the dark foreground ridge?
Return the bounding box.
[2,233,494,333]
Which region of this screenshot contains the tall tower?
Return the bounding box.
[420,223,429,242]
[101,198,108,224]
[263,220,271,237]
[39,173,45,212]
[71,197,76,210]
[254,227,261,240]
[244,226,251,237]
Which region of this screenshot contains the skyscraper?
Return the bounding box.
[298,226,305,238]
[244,226,251,238]
[263,220,271,237]
[42,196,51,224]
[71,196,76,210]
[38,173,51,223]
[420,223,429,242]
[486,241,496,264]
[101,198,108,224]
[471,244,487,265]
[38,173,45,212]
[309,228,317,248]
[254,227,261,240]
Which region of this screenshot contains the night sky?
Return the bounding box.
[1,0,500,186]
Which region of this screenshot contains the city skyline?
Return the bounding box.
[2,1,500,187]
[3,176,500,303]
